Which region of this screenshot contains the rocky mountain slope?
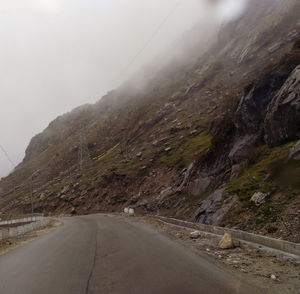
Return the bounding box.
[1,0,300,242]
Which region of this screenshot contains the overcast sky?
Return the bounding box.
[0,0,248,178]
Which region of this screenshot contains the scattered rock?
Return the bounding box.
[136,152,142,158]
[270,274,277,280]
[233,240,241,248]
[251,192,270,206]
[61,185,70,194]
[129,195,139,205]
[165,147,172,152]
[268,42,284,53]
[219,233,234,249]
[287,29,299,42]
[190,231,201,239]
[137,199,149,207]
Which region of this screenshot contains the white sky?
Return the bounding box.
[0,0,248,178]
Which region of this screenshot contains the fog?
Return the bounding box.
[0,0,248,178]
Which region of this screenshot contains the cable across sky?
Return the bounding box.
[115,0,183,81]
[0,144,15,169]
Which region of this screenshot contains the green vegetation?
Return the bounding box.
[226,142,299,203]
[160,132,212,168]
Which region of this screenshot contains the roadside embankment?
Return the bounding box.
[150,216,300,258]
[0,216,50,241]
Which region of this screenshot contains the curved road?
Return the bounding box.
[0,214,258,294]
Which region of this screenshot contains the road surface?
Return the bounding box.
[0,214,258,294]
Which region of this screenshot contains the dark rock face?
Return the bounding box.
[229,134,258,164]
[187,177,210,196]
[265,65,300,147]
[192,190,238,225]
[234,87,269,135]
[229,80,278,163]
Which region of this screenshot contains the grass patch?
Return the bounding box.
[160,132,212,168]
[226,142,298,203]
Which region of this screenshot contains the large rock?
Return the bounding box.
[234,85,273,135]
[219,233,234,249]
[265,66,300,147]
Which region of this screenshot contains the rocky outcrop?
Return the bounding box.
[234,86,270,135]
[265,65,300,147]
[187,177,210,196]
[192,190,238,225]
[229,134,258,164]
[229,77,280,164]
[289,141,300,160]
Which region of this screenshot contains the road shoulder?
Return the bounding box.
[0,220,62,256]
[130,215,300,294]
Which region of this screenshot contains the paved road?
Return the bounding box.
[0,214,258,294]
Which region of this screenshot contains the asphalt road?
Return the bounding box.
[0,214,258,294]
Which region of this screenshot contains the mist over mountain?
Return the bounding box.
[0,0,239,178]
[1,0,300,242]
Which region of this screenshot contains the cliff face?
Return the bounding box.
[1,0,300,242]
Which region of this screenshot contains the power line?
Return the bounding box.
[116,1,183,81]
[0,144,15,168]
[77,123,92,171]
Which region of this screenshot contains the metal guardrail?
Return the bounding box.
[151,215,300,257]
[0,217,50,241]
[0,216,44,226]
[0,213,43,221]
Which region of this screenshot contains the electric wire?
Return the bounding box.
[115,0,183,82]
[0,144,15,168]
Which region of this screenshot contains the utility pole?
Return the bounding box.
[30,170,40,216]
[31,174,34,215]
[77,123,92,171]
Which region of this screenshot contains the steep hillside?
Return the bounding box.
[1,0,300,242]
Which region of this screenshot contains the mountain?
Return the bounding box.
[1,0,300,242]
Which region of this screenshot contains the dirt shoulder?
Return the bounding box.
[0,220,62,256]
[134,216,300,294]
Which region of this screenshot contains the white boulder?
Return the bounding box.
[251,192,270,206]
